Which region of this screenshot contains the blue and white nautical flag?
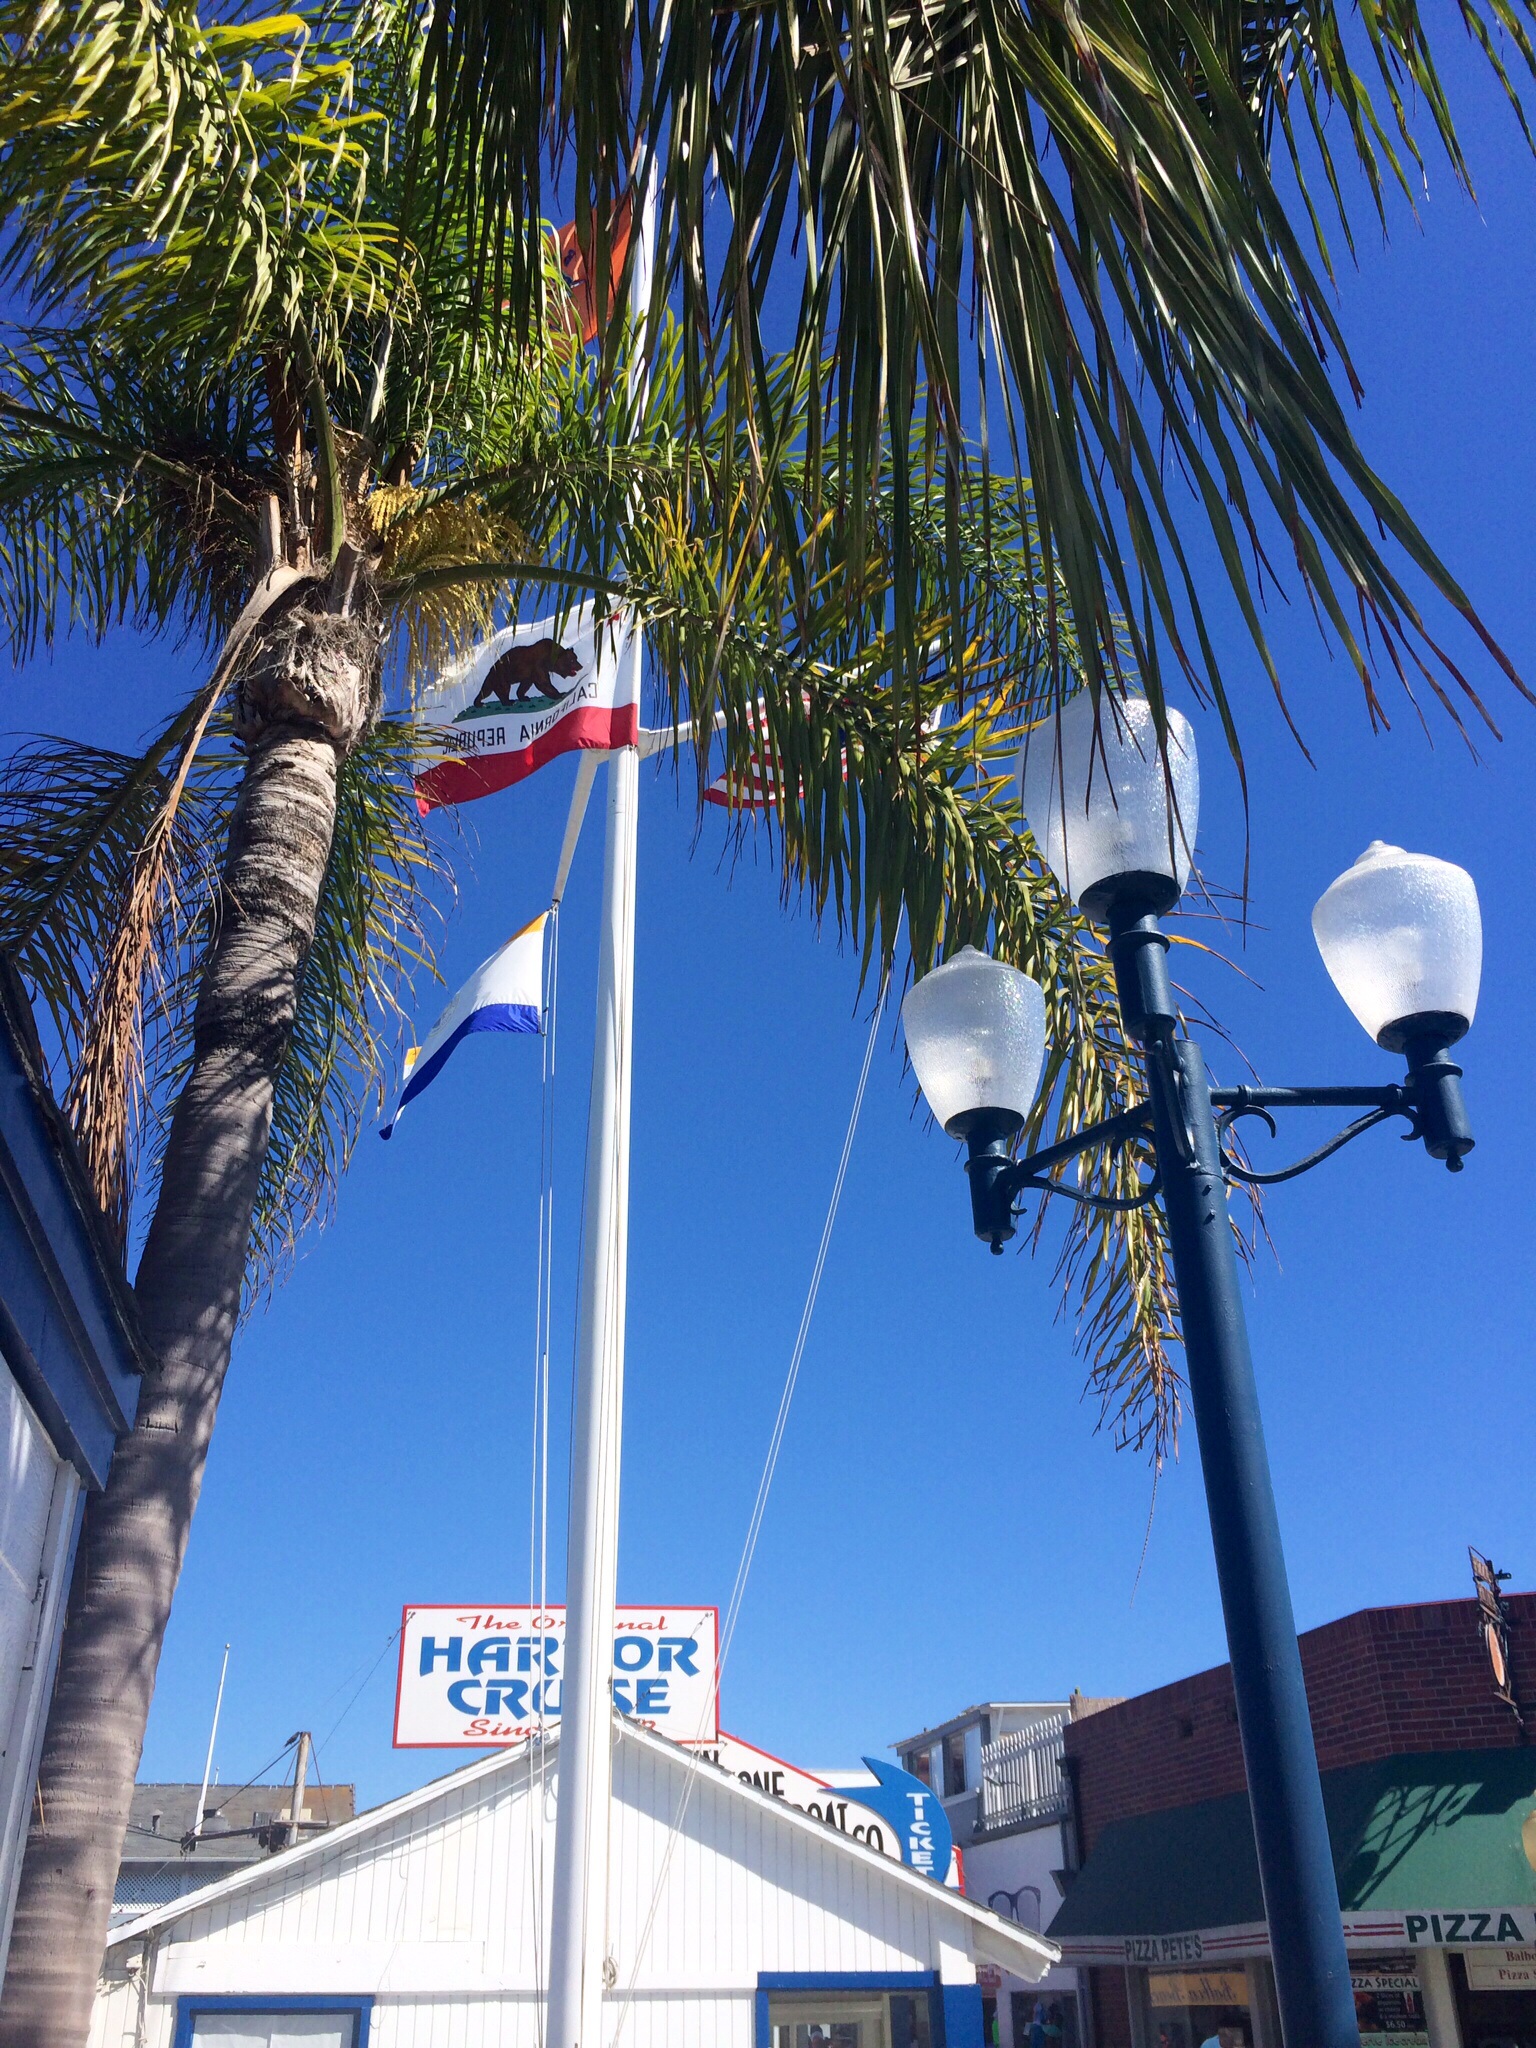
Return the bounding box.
[381,913,546,1138]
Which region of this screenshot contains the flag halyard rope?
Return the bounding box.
[608,969,890,2043]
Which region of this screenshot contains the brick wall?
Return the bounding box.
[1088,1962,1135,2048]
[1066,1592,1536,1858]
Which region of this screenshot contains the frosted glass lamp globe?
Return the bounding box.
[1019,692,1199,922]
[901,946,1047,1136]
[1311,842,1482,1051]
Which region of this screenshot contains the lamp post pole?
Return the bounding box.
[1109,904,1359,2048]
[906,695,1483,2048]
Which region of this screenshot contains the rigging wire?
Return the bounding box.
[201,1736,301,1823]
[123,1733,304,1894]
[312,1629,402,1763]
[608,967,890,2044]
[529,896,563,2048]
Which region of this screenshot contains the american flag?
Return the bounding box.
[704,699,791,812]
[704,693,941,812]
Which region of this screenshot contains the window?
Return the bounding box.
[191,2020,356,2048]
[943,1732,966,1798]
[905,1749,932,1788]
[175,2001,369,2048]
[1013,1996,1080,2048]
[1146,1966,1251,2048]
[768,1993,933,2048]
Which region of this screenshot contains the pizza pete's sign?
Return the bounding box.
[1105,1909,1536,1971]
[395,1605,718,1748]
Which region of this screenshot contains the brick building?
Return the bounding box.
[1049,1594,1536,2048]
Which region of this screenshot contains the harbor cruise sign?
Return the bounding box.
[395,1605,718,1748]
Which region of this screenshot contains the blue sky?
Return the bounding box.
[7,35,1536,1813]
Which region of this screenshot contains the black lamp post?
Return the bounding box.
[902,693,1483,2048]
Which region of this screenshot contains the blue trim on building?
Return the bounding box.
[942,1983,984,2048]
[171,1994,372,2048]
[754,1971,952,2048]
[0,963,144,1486]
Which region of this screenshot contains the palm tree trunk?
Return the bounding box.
[0,721,346,2048]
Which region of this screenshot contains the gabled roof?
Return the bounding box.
[106,1714,1059,1978]
[119,1781,357,1869]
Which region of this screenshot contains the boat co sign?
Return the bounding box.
[700,1733,902,1862]
[697,1733,961,1884]
[395,1604,718,1748]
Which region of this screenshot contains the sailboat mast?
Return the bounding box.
[545,175,655,2048]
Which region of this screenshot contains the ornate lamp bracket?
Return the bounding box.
[1213,1086,1416,1188]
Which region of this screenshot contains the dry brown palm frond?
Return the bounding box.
[61,680,225,1242]
[369,481,534,689]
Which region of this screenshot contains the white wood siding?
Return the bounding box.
[95,1729,1042,2048]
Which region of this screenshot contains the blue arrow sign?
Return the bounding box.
[845,1757,954,1881]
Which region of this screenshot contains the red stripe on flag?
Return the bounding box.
[415,705,640,813]
[704,768,778,810]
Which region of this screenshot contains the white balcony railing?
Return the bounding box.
[977,1713,1069,1833]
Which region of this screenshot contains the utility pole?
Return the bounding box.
[284,1732,311,1851]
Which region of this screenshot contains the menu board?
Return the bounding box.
[1148,1971,1249,2009]
[1352,1956,1429,2048]
[1465,1946,1536,1990]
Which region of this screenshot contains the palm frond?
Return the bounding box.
[695,646,1186,1452]
[0,709,232,1245]
[382,0,632,345]
[401,0,1532,752]
[369,481,531,688]
[0,701,448,1294]
[61,680,225,1240]
[0,326,268,656]
[579,396,1189,1449]
[0,1,401,373]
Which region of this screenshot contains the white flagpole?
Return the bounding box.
[191,1644,230,1844]
[545,169,656,2048]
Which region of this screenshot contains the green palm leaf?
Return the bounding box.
[0,2,397,374]
[397,0,1533,749]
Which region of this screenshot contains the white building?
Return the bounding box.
[897,1698,1119,2048]
[0,963,146,1972]
[94,1714,1058,2048]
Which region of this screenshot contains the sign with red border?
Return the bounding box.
[394,1604,719,1748]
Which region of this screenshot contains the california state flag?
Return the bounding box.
[415,603,638,811]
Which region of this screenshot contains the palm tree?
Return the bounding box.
[0,9,1177,2035]
[5,8,1522,2036]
